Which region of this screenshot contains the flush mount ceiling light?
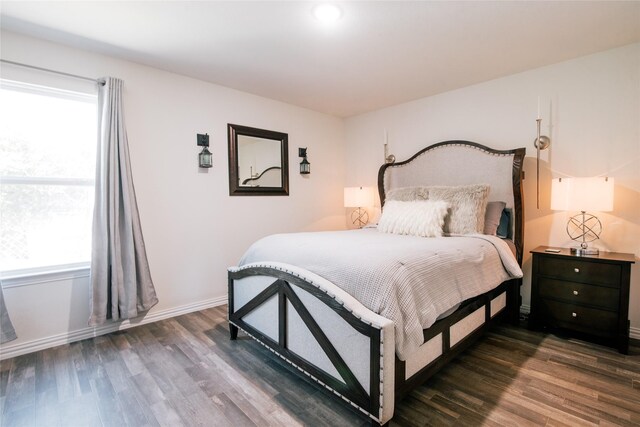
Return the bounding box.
[313,3,342,23]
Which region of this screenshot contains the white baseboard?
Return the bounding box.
[0,296,227,360]
[520,305,640,340]
[4,298,636,361]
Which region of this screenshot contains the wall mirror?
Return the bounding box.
[228,123,289,196]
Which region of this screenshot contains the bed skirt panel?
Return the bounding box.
[450,306,485,347]
[395,281,517,402]
[404,333,443,378]
[491,292,507,317]
[403,287,508,382]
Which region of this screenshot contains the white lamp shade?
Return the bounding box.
[344,186,374,208]
[551,177,614,212]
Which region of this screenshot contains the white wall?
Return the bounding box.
[0,31,346,358]
[2,30,638,359]
[344,43,640,335]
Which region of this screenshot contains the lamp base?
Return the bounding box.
[570,246,599,256]
[567,212,602,257]
[350,207,369,229]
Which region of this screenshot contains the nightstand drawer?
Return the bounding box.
[538,278,619,311]
[538,299,618,334]
[538,257,621,287]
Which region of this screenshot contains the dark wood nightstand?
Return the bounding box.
[529,246,635,354]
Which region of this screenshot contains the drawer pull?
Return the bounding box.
[573,290,579,296]
[572,312,577,318]
[574,268,580,273]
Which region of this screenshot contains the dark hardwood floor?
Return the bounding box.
[1,305,639,426]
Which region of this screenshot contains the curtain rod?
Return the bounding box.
[0,59,105,86]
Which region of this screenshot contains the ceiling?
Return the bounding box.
[1,1,639,117]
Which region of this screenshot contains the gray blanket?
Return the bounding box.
[239,228,523,360]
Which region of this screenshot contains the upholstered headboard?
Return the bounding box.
[378,141,526,264]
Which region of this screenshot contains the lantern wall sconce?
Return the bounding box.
[299,147,310,174]
[197,133,212,168]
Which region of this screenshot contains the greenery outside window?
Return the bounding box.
[0,79,97,278]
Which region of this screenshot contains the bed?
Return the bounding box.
[228,141,526,425]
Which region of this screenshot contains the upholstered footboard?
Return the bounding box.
[228,262,396,425]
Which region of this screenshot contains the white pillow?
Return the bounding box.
[377,200,449,237]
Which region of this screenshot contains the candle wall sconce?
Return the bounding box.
[384,143,395,164]
[197,133,212,168]
[534,102,551,209]
[383,129,395,164]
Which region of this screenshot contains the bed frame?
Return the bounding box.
[228,141,526,425]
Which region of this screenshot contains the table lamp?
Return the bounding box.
[344,187,374,228]
[550,176,614,255]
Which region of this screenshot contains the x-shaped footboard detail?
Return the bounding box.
[228,266,382,420]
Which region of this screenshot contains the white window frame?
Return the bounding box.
[0,79,97,285]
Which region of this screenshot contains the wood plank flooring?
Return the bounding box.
[1,305,639,426]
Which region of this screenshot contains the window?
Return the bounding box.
[0,79,97,276]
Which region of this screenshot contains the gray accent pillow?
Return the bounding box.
[428,184,490,234]
[484,201,507,235]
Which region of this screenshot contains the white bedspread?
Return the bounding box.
[239,229,523,360]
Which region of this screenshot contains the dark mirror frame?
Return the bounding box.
[228,123,289,196]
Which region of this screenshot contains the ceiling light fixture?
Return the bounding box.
[313,3,342,23]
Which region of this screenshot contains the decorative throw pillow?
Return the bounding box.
[377,200,449,237]
[386,186,428,202]
[484,201,507,235]
[428,184,490,234]
[497,208,511,238]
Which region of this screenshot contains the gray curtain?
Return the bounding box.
[0,284,17,343]
[89,77,158,326]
